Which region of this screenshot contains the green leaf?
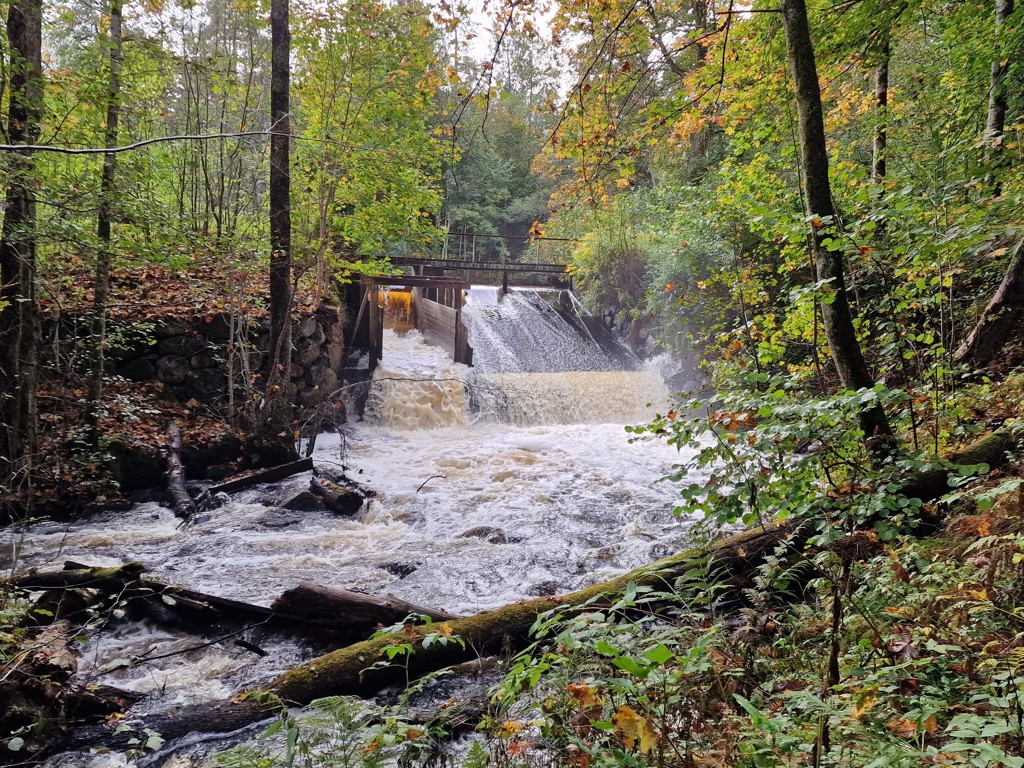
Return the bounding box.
[643,644,673,665]
[611,655,649,678]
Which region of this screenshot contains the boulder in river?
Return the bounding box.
[459,526,508,544]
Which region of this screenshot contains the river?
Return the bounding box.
[6,288,706,765]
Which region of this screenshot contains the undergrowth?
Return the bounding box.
[202,519,1024,767]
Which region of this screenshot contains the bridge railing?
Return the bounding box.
[438,232,575,266]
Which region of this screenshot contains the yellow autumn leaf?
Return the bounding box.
[851,689,878,719]
[612,705,658,753]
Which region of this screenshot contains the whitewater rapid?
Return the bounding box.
[5,321,705,754]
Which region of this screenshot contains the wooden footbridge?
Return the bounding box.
[392,233,573,293]
[349,233,575,370]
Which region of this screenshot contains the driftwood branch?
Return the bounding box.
[207,457,314,496]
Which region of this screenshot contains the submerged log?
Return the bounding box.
[14,561,147,592]
[16,562,456,642]
[309,476,365,515]
[14,562,273,630]
[314,465,377,498]
[65,684,143,722]
[271,582,460,628]
[166,423,196,521]
[207,457,314,496]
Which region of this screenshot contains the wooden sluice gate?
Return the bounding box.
[350,275,472,372]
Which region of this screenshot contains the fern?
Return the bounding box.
[461,740,489,768]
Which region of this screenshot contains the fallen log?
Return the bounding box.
[268,526,788,706]
[166,423,196,521]
[898,425,1017,505]
[16,562,457,641]
[271,582,460,628]
[14,562,147,592]
[74,523,790,750]
[72,426,1023,750]
[955,237,1024,368]
[207,457,314,496]
[14,562,267,631]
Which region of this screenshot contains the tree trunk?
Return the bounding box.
[986,0,1014,193]
[780,0,893,446]
[872,34,890,185]
[955,238,1024,368]
[264,0,294,445]
[85,0,124,439]
[0,0,43,486]
[166,423,197,521]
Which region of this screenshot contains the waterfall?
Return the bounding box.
[364,287,669,429]
[462,286,638,373]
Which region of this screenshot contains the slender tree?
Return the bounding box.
[86,0,125,438]
[264,0,294,447]
[872,32,889,185]
[0,0,43,483]
[986,0,1014,192]
[780,0,892,444]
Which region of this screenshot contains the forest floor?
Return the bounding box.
[8,256,331,521]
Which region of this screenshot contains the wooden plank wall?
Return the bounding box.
[414,294,473,365]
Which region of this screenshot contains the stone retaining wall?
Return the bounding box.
[105,304,346,411]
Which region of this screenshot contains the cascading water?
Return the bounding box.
[462,286,638,374]
[7,285,708,766]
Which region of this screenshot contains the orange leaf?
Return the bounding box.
[886,718,916,739]
[923,714,938,734]
[497,720,525,738]
[567,681,601,707]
